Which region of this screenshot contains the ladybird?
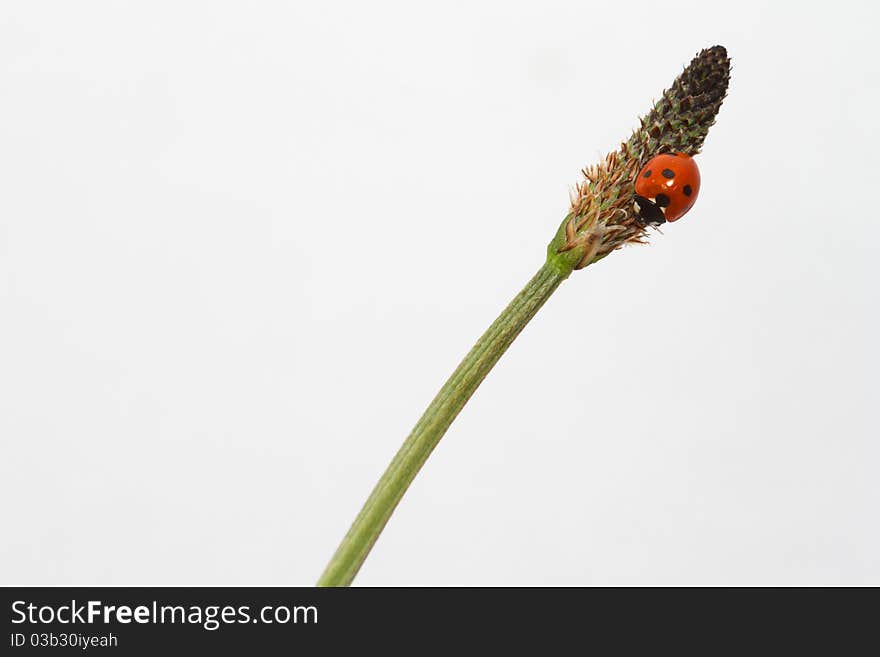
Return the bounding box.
[633,152,700,224]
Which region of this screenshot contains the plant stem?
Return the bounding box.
[317,255,572,586]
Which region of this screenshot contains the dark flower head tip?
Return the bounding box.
[635,45,731,157]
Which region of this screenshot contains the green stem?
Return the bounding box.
[317,255,572,586]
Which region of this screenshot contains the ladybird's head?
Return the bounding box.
[633,194,668,225]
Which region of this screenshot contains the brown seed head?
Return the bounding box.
[552,46,731,270]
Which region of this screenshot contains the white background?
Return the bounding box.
[1,1,877,585]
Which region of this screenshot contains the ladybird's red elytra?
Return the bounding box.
[633,152,701,224]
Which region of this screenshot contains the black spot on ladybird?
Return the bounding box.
[662,168,675,179]
[683,184,693,197]
[655,193,670,207]
[642,169,652,178]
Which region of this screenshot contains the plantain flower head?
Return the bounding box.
[550,46,731,270]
